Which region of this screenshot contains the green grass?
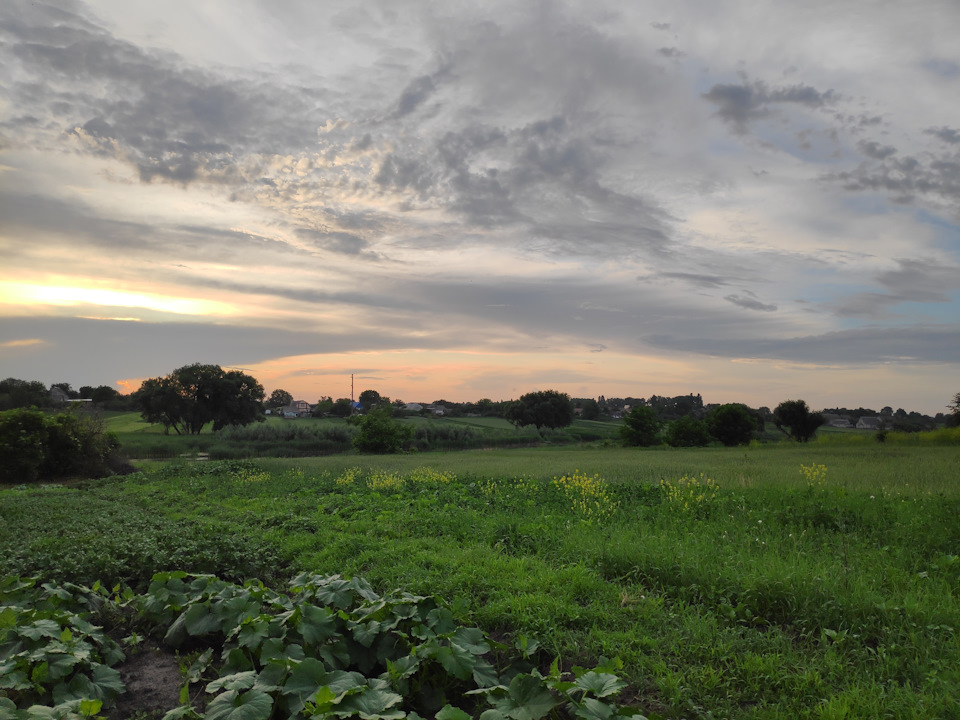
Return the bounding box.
[2,443,959,718]
[105,412,623,459]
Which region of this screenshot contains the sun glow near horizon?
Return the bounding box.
[0,281,236,318]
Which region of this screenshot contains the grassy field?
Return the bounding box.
[103,412,623,459]
[2,442,958,719]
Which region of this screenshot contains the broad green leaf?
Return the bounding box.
[479,710,509,720]
[426,608,456,635]
[24,705,58,719]
[186,648,214,684]
[0,669,30,691]
[472,658,501,689]
[207,671,258,694]
[574,697,615,720]
[21,619,61,640]
[494,674,556,720]
[237,619,270,650]
[574,672,627,699]
[437,642,477,681]
[185,602,221,636]
[205,689,273,720]
[298,604,337,645]
[31,660,49,685]
[253,661,287,693]
[334,680,404,720]
[78,698,103,717]
[90,662,125,698]
[453,627,490,655]
[161,705,201,720]
[384,655,420,682]
[436,706,472,720]
[220,648,253,674]
[353,620,381,647]
[164,612,189,647]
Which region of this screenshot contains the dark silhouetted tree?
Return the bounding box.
[665,415,711,447]
[358,389,382,412]
[707,403,756,446]
[135,363,265,434]
[267,389,293,409]
[620,406,662,447]
[330,398,354,417]
[773,399,824,442]
[351,407,413,453]
[506,390,574,430]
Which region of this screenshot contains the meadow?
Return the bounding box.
[2,441,958,719]
[106,412,621,460]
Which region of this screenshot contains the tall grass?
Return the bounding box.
[3,447,959,718]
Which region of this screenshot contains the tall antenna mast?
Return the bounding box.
[351,374,354,403]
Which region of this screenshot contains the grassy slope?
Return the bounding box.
[2,445,959,719]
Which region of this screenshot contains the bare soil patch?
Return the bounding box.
[106,642,184,720]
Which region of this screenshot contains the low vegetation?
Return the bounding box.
[3,444,959,718]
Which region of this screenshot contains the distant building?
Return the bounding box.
[828,418,853,428]
[856,417,882,430]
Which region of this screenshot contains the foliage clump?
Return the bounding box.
[774,399,825,442]
[506,390,574,431]
[350,408,414,454]
[0,573,648,720]
[135,363,265,435]
[619,406,662,447]
[706,403,757,446]
[0,409,121,483]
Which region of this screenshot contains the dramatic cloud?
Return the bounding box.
[1,0,958,413]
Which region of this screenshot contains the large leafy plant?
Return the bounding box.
[2,573,648,720]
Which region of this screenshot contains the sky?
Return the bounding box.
[1,0,959,415]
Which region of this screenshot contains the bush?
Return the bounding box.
[665,415,711,447]
[707,403,756,446]
[0,409,121,483]
[351,408,414,454]
[620,406,662,447]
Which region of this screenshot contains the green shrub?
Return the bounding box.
[351,408,414,454]
[0,409,120,483]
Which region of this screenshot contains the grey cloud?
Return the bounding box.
[645,325,960,364]
[650,22,671,30]
[662,272,729,288]
[0,192,309,261]
[0,315,458,388]
[857,140,897,160]
[294,228,375,257]
[703,79,836,133]
[657,47,686,58]
[2,0,325,186]
[925,126,960,145]
[725,294,777,312]
[394,72,442,117]
[829,258,960,318]
[830,151,960,206]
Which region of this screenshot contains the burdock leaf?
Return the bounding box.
[573,672,626,699]
[205,689,273,720]
[494,674,556,720]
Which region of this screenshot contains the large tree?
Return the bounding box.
[135,363,265,434]
[0,378,51,410]
[506,390,574,431]
[773,399,824,442]
[707,403,756,446]
[620,406,662,447]
[266,388,293,409]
